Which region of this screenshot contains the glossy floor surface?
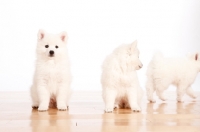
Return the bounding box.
[0,91,200,132]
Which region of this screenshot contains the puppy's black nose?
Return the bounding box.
[49,50,54,55]
[139,64,143,68]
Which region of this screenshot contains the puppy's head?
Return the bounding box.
[115,40,143,71]
[128,40,143,70]
[36,30,68,59]
[188,52,200,71]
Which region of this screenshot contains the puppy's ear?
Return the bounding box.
[60,31,68,43]
[188,52,200,61]
[130,40,137,52]
[195,53,199,61]
[38,29,45,40]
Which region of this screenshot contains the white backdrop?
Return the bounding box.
[0,0,200,91]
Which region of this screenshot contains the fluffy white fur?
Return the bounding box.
[146,52,200,103]
[101,40,143,113]
[30,30,72,111]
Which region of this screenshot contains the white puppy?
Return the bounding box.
[146,52,200,102]
[30,30,72,111]
[101,40,143,113]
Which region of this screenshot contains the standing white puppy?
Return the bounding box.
[146,52,200,103]
[31,30,72,111]
[101,40,143,113]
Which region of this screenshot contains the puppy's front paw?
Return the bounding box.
[149,100,156,103]
[148,98,156,103]
[105,107,113,113]
[131,105,141,112]
[177,100,184,103]
[57,102,68,111]
[191,95,197,99]
[32,106,39,109]
[177,97,184,103]
[38,105,48,112]
[58,106,67,111]
[114,104,119,109]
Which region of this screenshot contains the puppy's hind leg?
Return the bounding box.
[146,77,156,103]
[103,88,117,113]
[156,88,167,101]
[155,80,169,101]
[177,84,187,102]
[156,89,166,101]
[186,87,196,99]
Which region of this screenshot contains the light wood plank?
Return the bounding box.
[0,91,199,132]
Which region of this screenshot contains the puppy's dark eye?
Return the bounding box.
[45,45,49,48]
[55,45,59,48]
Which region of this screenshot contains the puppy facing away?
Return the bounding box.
[146,52,200,103]
[101,40,144,113]
[30,30,72,111]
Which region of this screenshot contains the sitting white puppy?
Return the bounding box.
[101,40,143,113]
[146,52,200,103]
[30,30,72,111]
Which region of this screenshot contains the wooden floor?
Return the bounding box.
[0,91,200,132]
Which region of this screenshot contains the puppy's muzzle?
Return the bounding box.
[139,63,143,69]
[49,50,54,57]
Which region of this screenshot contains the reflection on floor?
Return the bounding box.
[0,91,199,132]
